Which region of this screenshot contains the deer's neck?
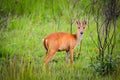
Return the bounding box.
[74,32,83,49]
[77,32,83,42]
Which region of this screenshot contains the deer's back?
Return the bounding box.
[43,32,77,51]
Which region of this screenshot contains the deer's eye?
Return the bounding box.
[78,27,80,29]
[83,27,85,29]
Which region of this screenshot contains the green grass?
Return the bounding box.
[0,15,120,80]
[0,0,120,80]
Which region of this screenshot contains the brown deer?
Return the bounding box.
[43,20,87,68]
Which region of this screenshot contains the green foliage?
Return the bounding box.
[0,0,120,80]
[0,0,42,15]
[90,54,119,75]
[89,0,120,76]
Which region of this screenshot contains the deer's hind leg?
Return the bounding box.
[44,49,57,65]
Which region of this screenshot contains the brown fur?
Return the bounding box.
[43,20,87,68]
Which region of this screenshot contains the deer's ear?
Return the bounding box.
[83,20,87,25]
[76,20,80,25]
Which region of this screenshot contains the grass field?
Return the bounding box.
[0,0,120,80]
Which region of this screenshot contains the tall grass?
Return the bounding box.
[0,0,120,80]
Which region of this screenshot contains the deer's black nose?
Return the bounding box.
[80,32,83,35]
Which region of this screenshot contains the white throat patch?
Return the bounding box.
[74,34,83,49]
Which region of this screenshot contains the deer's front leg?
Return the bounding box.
[70,49,74,69]
[66,51,69,68]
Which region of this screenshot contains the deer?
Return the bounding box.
[43,20,87,68]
